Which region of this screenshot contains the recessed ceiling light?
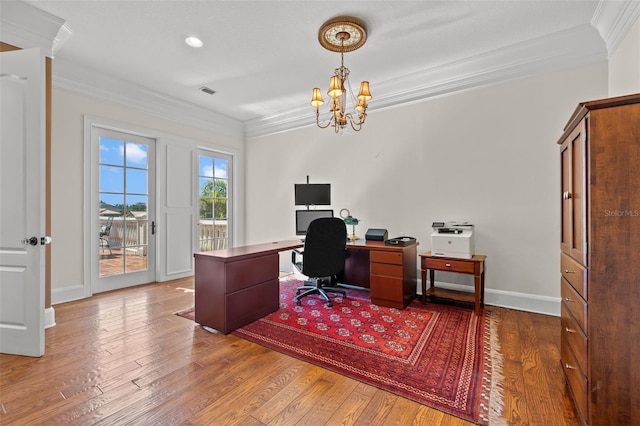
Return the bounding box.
[185,36,203,48]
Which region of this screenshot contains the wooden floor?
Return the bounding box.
[0,278,580,425]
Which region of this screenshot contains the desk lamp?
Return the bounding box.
[340,208,359,241]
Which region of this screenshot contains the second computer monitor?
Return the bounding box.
[295,209,334,236]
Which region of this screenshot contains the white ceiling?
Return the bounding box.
[8,1,639,137]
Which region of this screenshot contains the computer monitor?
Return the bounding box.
[295,209,334,236]
[294,183,331,206]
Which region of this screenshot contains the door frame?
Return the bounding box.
[83,116,158,296]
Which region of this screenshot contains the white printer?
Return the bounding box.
[431,221,474,259]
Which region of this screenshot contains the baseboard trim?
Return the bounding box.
[52,284,87,305]
[418,280,560,317]
[45,306,56,328]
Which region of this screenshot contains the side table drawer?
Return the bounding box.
[422,257,474,274]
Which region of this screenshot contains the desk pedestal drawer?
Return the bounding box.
[370,275,405,309]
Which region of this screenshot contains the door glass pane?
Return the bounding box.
[99,137,149,276]
[198,154,231,251]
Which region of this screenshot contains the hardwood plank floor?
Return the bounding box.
[0,278,581,425]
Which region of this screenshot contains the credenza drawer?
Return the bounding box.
[371,262,403,277]
[561,303,587,373]
[225,254,279,292]
[561,339,588,424]
[561,251,587,300]
[561,277,587,332]
[370,250,403,265]
[422,257,475,274]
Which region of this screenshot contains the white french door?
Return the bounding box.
[89,126,156,293]
[197,150,232,252]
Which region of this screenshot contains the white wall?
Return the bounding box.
[609,14,640,96]
[246,61,608,315]
[50,88,244,303]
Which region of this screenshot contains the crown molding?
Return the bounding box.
[0,0,64,56]
[244,23,607,139]
[53,58,244,140]
[592,0,640,56]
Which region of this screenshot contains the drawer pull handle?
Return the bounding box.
[564,269,575,274]
[565,363,576,370]
[563,191,572,200]
[563,297,574,303]
[564,327,576,333]
[445,263,451,267]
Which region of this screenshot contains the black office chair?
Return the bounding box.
[292,217,347,307]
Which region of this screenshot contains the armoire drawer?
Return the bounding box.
[561,303,587,373]
[561,340,588,424]
[561,277,587,332]
[561,252,587,300]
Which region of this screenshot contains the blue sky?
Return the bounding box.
[99,137,148,207]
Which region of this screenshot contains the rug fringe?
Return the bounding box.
[487,309,508,425]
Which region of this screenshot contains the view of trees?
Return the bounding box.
[199,179,227,220]
[99,201,147,215]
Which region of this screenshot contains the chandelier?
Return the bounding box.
[311,16,372,133]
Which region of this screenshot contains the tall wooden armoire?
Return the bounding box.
[558,93,640,425]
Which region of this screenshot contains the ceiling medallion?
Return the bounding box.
[311,16,372,133]
[318,16,367,53]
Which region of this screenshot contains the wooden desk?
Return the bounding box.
[194,240,303,334]
[344,240,418,309]
[419,251,486,315]
[193,239,419,334]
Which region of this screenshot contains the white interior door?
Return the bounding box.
[0,49,46,357]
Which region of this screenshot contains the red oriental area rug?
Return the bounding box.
[178,280,503,424]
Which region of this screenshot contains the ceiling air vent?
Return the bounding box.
[199,86,216,95]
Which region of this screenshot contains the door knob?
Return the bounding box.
[22,237,38,246]
[22,236,52,246]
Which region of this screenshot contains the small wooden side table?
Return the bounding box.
[419,251,486,315]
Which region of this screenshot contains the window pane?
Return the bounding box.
[126,168,147,195]
[100,193,124,213]
[100,165,124,193]
[126,195,147,213]
[100,137,124,166]
[200,156,214,177]
[214,158,228,178]
[214,199,227,220]
[125,142,148,168]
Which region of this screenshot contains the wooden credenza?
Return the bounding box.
[194,240,302,334]
[557,93,640,425]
